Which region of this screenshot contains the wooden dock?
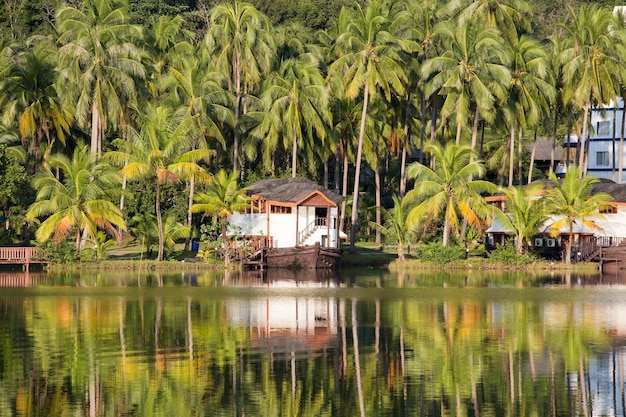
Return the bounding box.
[0,247,47,271]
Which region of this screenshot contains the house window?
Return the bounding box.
[597,120,611,136]
[596,151,610,166]
[270,205,292,214]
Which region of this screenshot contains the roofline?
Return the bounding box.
[250,190,338,208]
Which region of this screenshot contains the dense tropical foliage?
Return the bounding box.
[0,0,621,261]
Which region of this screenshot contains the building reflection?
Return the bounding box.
[226,269,341,355]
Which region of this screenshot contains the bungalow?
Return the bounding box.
[227,177,344,250]
[485,181,626,261]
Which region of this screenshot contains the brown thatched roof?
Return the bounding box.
[526,137,564,162]
[247,178,343,205]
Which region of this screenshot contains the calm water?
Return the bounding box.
[1,267,626,416]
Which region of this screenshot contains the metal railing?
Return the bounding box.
[298,217,332,245]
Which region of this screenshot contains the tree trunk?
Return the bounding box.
[185,175,195,251]
[292,126,298,177]
[549,104,559,176]
[612,104,617,181]
[617,97,626,184]
[578,101,590,178]
[375,162,381,245]
[350,83,369,251]
[470,106,480,154]
[442,215,451,247]
[334,147,341,192]
[90,102,101,158]
[339,150,348,235]
[156,181,164,261]
[400,92,411,197]
[232,53,241,174]
[528,125,538,184]
[518,128,523,185]
[508,124,515,187]
[455,118,462,146]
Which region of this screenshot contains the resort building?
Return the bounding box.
[485,181,626,262]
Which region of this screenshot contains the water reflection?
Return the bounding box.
[1,268,626,416]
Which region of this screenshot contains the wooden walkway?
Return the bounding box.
[0,247,47,271]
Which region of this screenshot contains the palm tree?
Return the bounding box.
[56,0,144,158]
[143,14,195,99]
[106,105,210,261]
[450,0,532,41]
[369,194,413,261]
[259,58,330,178]
[205,0,275,174]
[405,142,496,246]
[422,16,509,148]
[329,1,406,250]
[502,34,554,186]
[25,144,125,255]
[191,169,253,263]
[560,5,619,177]
[1,46,72,171]
[165,56,230,249]
[544,166,611,264]
[493,185,549,255]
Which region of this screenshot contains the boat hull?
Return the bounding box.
[265,244,342,269]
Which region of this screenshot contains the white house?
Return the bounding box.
[227,177,344,249]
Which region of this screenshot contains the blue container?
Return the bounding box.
[191,241,199,252]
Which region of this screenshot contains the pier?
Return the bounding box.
[0,247,47,271]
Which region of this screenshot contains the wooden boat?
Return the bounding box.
[265,243,342,269]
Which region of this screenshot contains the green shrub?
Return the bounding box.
[35,240,76,264]
[415,243,465,264]
[487,243,534,266]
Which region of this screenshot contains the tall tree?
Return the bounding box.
[329,1,406,250]
[1,45,72,170]
[259,58,330,177]
[560,5,619,177]
[165,56,229,249]
[545,166,611,264]
[25,144,125,255]
[422,16,509,148]
[405,142,496,246]
[56,0,145,158]
[450,0,532,41]
[106,105,210,261]
[205,0,275,174]
[502,34,554,186]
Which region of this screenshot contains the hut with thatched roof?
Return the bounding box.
[228,177,344,250]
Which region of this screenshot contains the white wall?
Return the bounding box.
[228,212,266,235]
[588,97,626,183]
[269,212,297,247]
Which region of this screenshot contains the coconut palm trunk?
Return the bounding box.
[350,83,369,250]
[155,181,165,261]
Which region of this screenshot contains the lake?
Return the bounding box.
[1,267,626,416]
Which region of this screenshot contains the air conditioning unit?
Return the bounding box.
[547,239,556,247]
[534,238,543,247]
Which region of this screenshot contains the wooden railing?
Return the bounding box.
[561,236,626,262]
[0,247,41,262]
